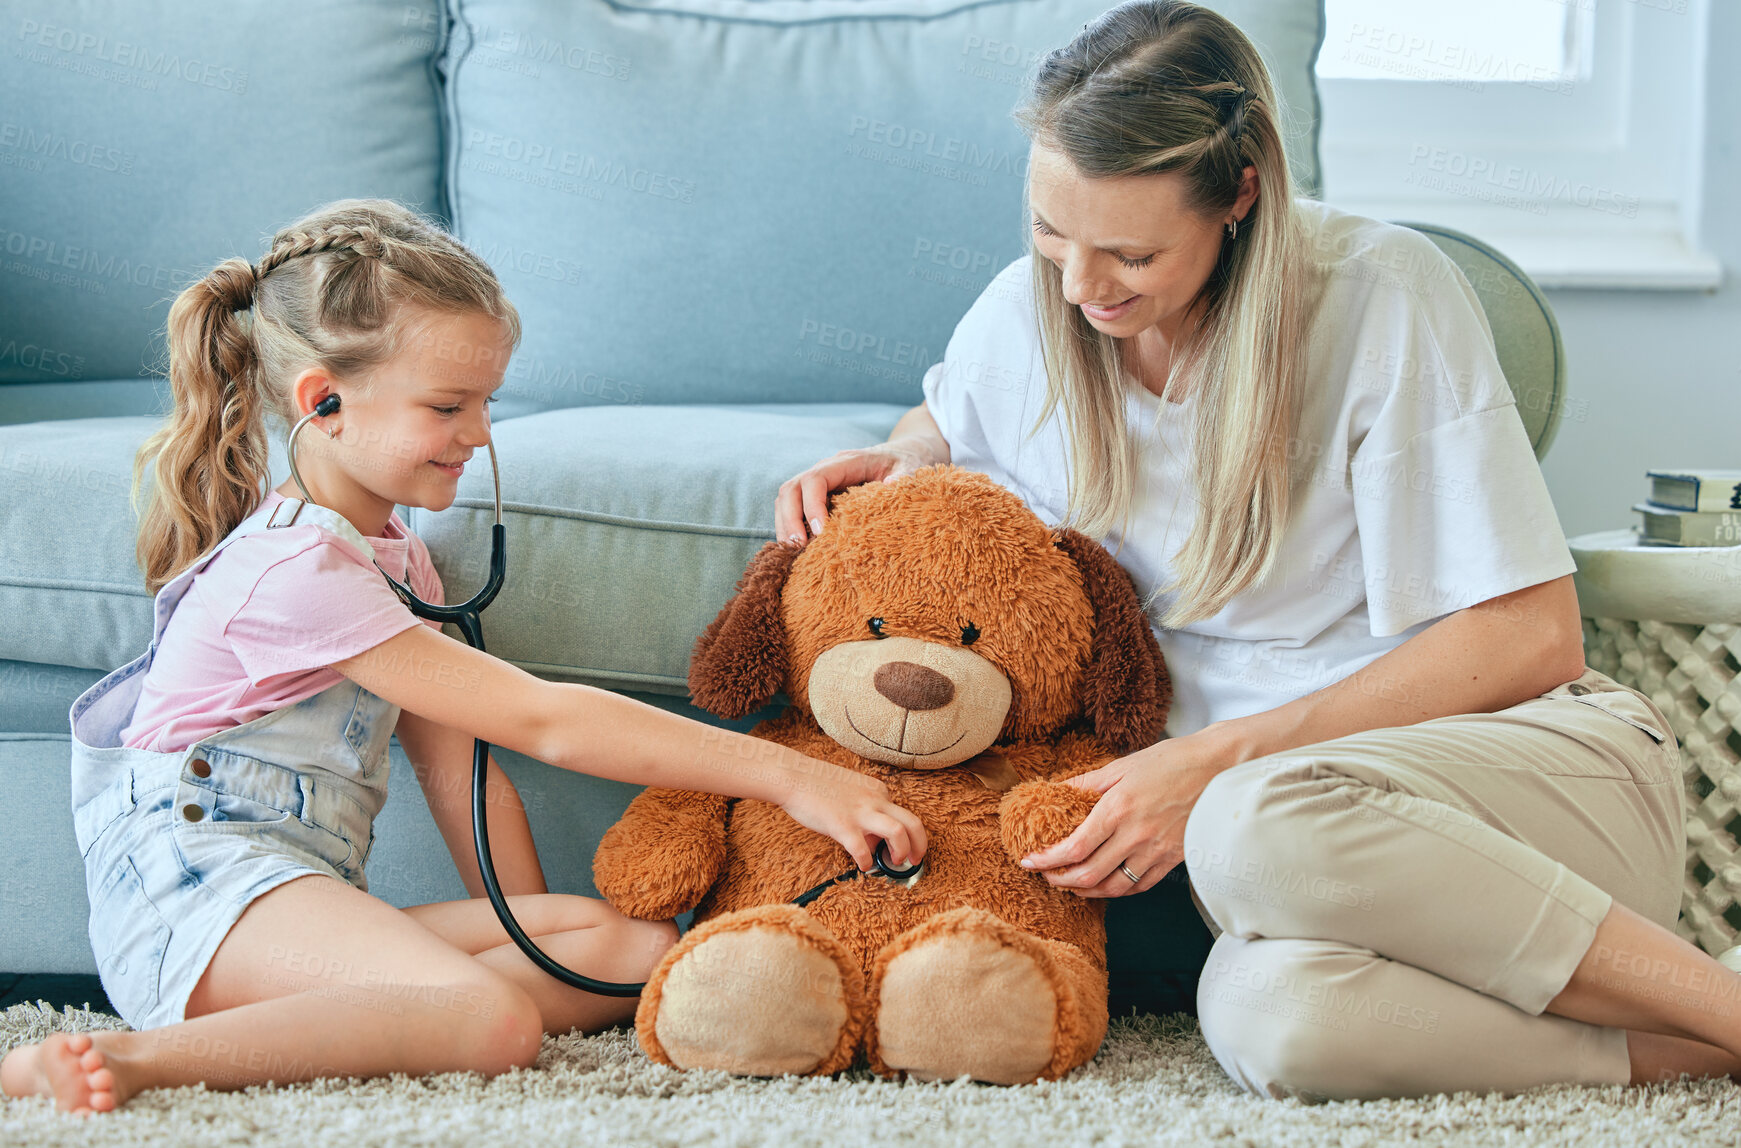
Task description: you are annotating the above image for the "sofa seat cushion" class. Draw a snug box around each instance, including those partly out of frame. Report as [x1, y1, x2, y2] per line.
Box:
[443, 0, 1324, 419]
[2, 404, 904, 688]
[4, 416, 168, 672]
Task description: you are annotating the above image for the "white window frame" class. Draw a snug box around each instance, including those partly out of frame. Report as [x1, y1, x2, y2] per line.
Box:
[1316, 0, 1719, 290]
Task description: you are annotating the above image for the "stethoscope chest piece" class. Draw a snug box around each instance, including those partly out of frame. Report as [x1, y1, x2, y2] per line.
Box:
[873, 843, 925, 887]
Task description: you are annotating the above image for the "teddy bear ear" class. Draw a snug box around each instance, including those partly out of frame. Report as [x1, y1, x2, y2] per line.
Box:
[1051, 528, 1172, 753]
[688, 539, 802, 719]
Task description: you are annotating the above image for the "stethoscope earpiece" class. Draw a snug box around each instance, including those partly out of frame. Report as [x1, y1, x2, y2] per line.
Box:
[314, 393, 341, 417]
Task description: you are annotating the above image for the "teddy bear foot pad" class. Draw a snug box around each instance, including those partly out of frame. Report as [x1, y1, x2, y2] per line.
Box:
[637, 905, 866, 1076]
[870, 907, 1108, 1085]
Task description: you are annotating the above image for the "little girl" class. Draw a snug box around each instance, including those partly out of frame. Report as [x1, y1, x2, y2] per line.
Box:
[0, 198, 926, 1117]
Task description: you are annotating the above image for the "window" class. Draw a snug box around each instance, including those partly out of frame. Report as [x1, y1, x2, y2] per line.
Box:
[1314, 0, 1718, 290]
[1318, 0, 1589, 86]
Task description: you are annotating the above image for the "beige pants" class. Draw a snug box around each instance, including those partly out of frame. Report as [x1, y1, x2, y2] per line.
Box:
[1184, 666, 1684, 1102]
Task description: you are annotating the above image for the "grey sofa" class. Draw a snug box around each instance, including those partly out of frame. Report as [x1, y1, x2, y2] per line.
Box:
[1, 0, 1357, 1016]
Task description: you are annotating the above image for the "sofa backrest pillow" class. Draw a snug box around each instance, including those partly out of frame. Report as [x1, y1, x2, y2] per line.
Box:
[0, 1, 447, 386]
[442, 0, 1323, 418]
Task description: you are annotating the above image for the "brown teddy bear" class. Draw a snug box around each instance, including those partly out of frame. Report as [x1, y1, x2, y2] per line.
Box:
[592, 464, 1170, 1084]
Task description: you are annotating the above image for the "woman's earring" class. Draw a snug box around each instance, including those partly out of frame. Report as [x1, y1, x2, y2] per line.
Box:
[1225, 218, 1239, 241]
[325, 423, 337, 440]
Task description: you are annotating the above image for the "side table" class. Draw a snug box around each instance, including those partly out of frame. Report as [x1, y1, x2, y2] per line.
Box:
[1570, 529, 1741, 957]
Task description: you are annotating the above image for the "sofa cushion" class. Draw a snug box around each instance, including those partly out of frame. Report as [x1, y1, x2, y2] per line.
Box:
[4, 417, 167, 671]
[0, 0, 448, 385]
[442, 0, 1324, 419]
[2, 405, 903, 687]
[0, 661, 105, 735]
[0, 378, 171, 427]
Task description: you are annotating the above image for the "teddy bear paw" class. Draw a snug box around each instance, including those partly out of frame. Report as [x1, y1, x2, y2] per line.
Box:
[636, 905, 865, 1077]
[870, 907, 1104, 1085]
[999, 778, 1100, 864]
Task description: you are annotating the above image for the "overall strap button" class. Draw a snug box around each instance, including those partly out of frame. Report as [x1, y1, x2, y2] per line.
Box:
[181, 804, 204, 822]
[1567, 683, 1590, 696]
[189, 758, 211, 778]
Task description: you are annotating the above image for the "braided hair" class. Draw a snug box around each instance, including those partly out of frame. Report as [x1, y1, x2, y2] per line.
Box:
[132, 199, 521, 594]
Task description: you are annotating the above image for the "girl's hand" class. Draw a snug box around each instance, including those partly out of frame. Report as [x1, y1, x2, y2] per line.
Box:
[774, 436, 943, 545]
[1017, 735, 1228, 898]
[778, 760, 927, 873]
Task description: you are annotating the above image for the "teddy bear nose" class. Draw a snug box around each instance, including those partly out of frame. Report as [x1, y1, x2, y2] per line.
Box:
[873, 661, 956, 711]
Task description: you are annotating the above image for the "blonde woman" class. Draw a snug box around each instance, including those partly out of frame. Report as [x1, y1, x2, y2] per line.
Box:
[777, 0, 1733, 1102]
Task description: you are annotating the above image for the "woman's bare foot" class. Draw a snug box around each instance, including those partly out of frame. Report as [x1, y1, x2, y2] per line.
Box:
[1, 1032, 138, 1116]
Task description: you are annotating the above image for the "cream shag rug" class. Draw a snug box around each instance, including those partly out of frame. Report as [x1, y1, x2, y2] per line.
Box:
[4, 1001, 1739, 1146]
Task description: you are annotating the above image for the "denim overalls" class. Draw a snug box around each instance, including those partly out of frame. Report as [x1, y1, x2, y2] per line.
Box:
[69, 497, 402, 1031]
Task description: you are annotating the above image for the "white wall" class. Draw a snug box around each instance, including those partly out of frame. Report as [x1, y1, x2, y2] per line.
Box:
[1531, 2, 1736, 538]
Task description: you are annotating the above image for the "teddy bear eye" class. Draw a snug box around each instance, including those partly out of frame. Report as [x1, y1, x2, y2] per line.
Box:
[961, 622, 980, 645]
[868, 617, 887, 638]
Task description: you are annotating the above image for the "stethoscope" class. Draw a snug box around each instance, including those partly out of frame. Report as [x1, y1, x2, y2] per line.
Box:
[287, 394, 925, 998]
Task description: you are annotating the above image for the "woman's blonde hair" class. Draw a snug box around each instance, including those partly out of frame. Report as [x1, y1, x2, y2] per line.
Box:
[131, 198, 521, 595]
[1014, 0, 1316, 628]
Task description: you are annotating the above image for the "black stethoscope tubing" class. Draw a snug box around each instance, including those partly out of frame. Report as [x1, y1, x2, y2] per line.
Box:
[289, 396, 922, 1000]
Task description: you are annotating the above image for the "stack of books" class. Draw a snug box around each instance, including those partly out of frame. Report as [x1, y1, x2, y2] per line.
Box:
[1634, 470, 1741, 547]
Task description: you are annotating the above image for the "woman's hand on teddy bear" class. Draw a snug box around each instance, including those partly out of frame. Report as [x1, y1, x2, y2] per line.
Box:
[777, 760, 929, 873]
[1019, 735, 1228, 897]
[774, 434, 945, 545]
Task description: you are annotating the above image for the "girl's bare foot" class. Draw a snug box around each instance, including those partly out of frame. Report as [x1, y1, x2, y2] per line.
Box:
[1, 1032, 137, 1116]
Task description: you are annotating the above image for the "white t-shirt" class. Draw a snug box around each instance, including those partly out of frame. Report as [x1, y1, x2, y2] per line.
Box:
[920, 198, 1576, 739]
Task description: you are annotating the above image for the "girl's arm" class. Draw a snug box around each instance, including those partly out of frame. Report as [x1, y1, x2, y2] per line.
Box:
[331, 625, 927, 871]
[394, 707, 548, 898]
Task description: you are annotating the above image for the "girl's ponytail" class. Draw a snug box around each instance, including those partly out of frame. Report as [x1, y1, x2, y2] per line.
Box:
[132, 257, 272, 595]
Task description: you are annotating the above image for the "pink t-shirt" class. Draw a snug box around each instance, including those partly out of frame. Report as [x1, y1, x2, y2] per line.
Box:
[120, 490, 445, 753]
